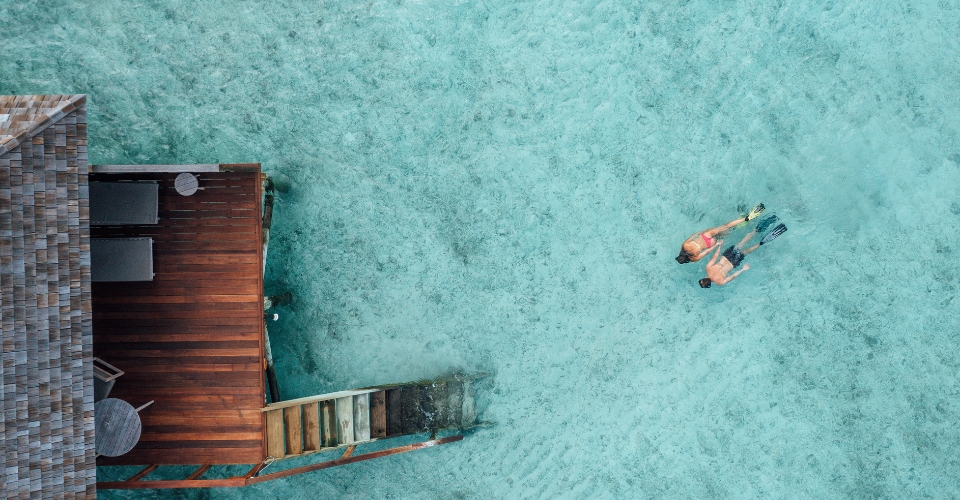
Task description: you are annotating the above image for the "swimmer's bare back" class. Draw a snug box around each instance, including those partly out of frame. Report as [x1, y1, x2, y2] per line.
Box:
[703, 241, 750, 286]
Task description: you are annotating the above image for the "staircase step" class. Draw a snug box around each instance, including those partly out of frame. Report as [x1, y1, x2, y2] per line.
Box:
[429, 382, 449, 428]
[265, 409, 285, 458]
[447, 380, 464, 428]
[370, 391, 387, 438]
[462, 378, 476, 426]
[335, 396, 354, 445]
[284, 406, 303, 456]
[303, 402, 321, 452]
[400, 386, 419, 434]
[320, 400, 337, 447]
[385, 389, 402, 437]
[354, 393, 371, 442]
[418, 385, 437, 431]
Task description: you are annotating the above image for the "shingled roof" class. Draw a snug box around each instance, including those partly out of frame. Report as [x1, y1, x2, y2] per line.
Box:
[1, 95, 95, 498]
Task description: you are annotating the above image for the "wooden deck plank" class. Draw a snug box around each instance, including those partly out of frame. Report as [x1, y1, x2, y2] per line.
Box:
[93, 331, 261, 342]
[104, 392, 263, 404]
[93, 283, 262, 297]
[106, 376, 263, 389]
[88, 229, 231, 239]
[112, 380, 264, 392]
[91, 348, 261, 358]
[97, 289, 263, 304]
[148, 262, 262, 275]
[110, 225, 259, 237]
[96, 362, 262, 373]
[98, 449, 264, 466]
[93, 316, 259, 327]
[138, 422, 263, 433]
[141, 417, 263, 428]
[158, 191, 260, 202]
[142, 239, 259, 251]
[138, 431, 263, 442]
[101, 356, 261, 368]
[93, 309, 263, 320]
[148, 271, 265, 281]
[93, 300, 261, 311]
[91, 340, 261, 350]
[94, 220, 258, 232]
[128, 440, 263, 450]
[103, 372, 260, 389]
[139, 409, 264, 419]
[157, 206, 259, 216]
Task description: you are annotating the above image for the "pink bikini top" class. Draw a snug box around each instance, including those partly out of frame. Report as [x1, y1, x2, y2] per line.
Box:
[701, 233, 713, 247]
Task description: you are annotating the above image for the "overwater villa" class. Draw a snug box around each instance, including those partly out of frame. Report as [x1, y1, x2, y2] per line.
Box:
[1, 94, 477, 496]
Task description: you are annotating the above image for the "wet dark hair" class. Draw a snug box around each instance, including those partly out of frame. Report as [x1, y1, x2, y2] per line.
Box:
[676, 251, 693, 264]
[699, 277, 712, 288]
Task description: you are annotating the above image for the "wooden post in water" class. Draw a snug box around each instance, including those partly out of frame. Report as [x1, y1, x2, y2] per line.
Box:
[261, 179, 281, 402]
[264, 292, 292, 310]
[264, 325, 281, 403]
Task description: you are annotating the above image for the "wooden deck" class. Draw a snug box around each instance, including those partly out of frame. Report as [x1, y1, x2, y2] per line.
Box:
[91, 169, 266, 465]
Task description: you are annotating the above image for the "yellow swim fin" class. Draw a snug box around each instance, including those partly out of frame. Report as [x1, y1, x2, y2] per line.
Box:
[744, 203, 765, 221]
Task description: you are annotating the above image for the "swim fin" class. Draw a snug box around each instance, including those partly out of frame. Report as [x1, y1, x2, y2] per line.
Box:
[745, 203, 765, 221]
[759, 223, 787, 245]
[755, 214, 778, 233]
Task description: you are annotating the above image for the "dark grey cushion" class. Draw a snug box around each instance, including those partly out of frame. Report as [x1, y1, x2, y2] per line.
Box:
[91, 238, 154, 282]
[90, 182, 158, 225]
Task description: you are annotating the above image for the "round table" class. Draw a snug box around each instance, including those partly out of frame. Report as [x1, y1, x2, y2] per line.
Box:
[95, 398, 142, 457]
[175, 173, 199, 196]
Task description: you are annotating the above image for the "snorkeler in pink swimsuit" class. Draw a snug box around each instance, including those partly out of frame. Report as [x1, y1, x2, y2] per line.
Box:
[675, 203, 764, 264]
[699, 217, 787, 287]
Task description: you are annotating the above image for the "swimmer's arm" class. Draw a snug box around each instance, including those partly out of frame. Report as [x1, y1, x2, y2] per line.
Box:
[724, 264, 750, 284]
[707, 241, 724, 265]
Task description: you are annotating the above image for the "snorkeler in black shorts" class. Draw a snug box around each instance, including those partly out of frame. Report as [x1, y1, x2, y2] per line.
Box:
[699, 216, 786, 288]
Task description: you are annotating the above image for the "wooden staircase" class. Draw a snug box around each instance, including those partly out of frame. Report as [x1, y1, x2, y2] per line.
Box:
[263, 377, 476, 459]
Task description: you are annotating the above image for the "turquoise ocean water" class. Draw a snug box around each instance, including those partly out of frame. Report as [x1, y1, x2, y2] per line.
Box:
[4, 0, 960, 497]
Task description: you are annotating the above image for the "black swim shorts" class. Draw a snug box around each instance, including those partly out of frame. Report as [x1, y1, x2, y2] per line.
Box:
[722, 246, 745, 268]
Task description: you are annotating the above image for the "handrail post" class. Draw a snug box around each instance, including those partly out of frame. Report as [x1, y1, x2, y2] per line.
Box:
[127, 465, 158, 482]
[186, 465, 212, 481]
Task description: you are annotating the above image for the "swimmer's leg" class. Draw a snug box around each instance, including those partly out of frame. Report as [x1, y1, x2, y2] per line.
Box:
[734, 229, 758, 250]
[704, 217, 748, 238]
[742, 242, 762, 256]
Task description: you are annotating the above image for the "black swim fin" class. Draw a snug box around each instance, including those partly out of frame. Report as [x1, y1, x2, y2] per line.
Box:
[759, 223, 787, 245]
[755, 215, 778, 234]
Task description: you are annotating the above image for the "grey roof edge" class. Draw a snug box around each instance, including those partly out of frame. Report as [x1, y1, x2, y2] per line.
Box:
[0, 94, 86, 157]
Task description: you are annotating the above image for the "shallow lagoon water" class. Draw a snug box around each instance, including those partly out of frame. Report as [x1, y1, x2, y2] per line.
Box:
[4, 0, 960, 497]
